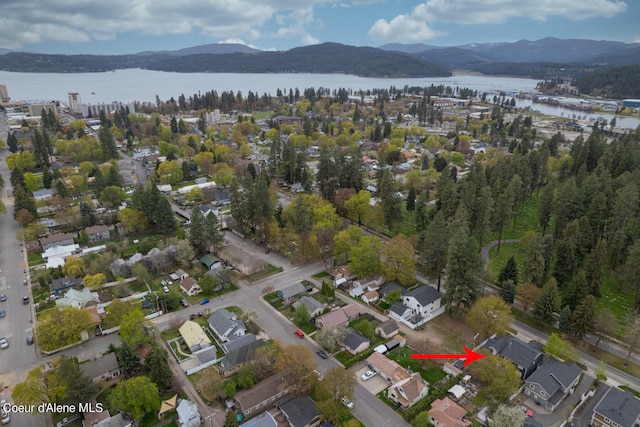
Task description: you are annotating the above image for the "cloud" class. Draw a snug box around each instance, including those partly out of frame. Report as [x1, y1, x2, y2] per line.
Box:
[369, 15, 440, 43]
[369, 0, 627, 42]
[0, 0, 342, 50]
[217, 39, 262, 50]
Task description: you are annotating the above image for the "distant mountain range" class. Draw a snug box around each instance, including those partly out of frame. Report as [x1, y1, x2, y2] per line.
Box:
[0, 38, 639, 79]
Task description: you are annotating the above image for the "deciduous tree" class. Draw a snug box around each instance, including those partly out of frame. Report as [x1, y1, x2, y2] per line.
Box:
[492, 404, 526, 427]
[119, 309, 149, 349]
[381, 234, 415, 285]
[467, 295, 513, 338]
[349, 236, 382, 278]
[110, 376, 160, 421]
[274, 344, 318, 395]
[544, 332, 579, 362]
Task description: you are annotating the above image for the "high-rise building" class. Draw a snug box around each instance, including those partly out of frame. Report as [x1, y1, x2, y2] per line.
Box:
[0, 84, 9, 105]
[68, 92, 82, 114]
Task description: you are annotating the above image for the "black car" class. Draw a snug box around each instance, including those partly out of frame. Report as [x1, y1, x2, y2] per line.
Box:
[26, 336, 33, 345]
[317, 350, 328, 359]
[0, 294, 6, 302]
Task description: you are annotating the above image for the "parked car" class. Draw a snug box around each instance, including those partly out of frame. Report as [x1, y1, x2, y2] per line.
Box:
[22, 296, 28, 305]
[316, 350, 328, 359]
[163, 285, 170, 293]
[0, 294, 6, 302]
[313, 370, 322, 380]
[1, 409, 9, 425]
[180, 299, 189, 307]
[26, 335, 33, 345]
[0, 338, 8, 349]
[361, 370, 377, 381]
[189, 314, 196, 320]
[294, 329, 304, 338]
[0, 310, 5, 318]
[199, 298, 210, 305]
[341, 397, 354, 409]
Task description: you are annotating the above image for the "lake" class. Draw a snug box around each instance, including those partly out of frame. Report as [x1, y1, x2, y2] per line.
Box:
[0, 69, 637, 128]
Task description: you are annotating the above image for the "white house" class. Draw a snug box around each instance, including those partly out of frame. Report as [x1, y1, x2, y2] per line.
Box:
[208, 309, 246, 343]
[403, 286, 441, 317]
[176, 399, 202, 427]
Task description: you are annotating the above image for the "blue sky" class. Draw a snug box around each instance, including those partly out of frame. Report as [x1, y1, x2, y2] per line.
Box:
[0, 0, 637, 54]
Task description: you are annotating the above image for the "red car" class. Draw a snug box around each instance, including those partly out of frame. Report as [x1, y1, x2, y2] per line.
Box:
[294, 329, 304, 338]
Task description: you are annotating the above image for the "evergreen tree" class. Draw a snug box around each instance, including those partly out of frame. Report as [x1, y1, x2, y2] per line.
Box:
[499, 280, 516, 304]
[7, 132, 18, 153]
[563, 270, 589, 311]
[558, 305, 572, 333]
[204, 211, 225, 251]
[521, 233, 546, 287]
[406, 187, 416, 211]
[115, 344, 141, 377]
[379, 169, 402, 229]
[154, 198, 178, 235]
[419, 211, 448, 291]
[224, 409, 239, 427]
[534, 279, 559, 325]
[443, 224, 482, 315]
[145, 346, 173, 390]
[189, 207, 206, 253]
[570, 295, 597, 340]
[497, 256, 518, 285]
[99, 125, 118, 159]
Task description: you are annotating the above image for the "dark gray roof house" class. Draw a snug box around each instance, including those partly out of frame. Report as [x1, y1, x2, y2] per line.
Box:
[389, 302, 412, 319]
[49, 276, 82, 294]
[277, 282, 307, 303]
[483, 336, 544, 379]
[379, 282, 406, 297]
[292, 296, 324, 318]
[375, 319, 399, 339]
[523, 357, 582, 411]
[219, 339, 266, 374]
[404, 286, 441, 306]
[344, 328, 370, 355]
[591, 386, 640, 427]
[279, 396, 320, 427]
[80, 352, 121, 383]
[223, 333, 256, 354]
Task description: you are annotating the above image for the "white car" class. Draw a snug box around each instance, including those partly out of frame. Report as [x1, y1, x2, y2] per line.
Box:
[0, 338, 8, 349]
[1, 410, 9, 425]
[361, 370, 377, 381]
[163, 285, 170, 293]
[341, 397, 354, 409]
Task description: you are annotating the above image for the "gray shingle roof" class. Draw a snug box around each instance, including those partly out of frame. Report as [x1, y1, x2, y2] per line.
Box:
[279, 282, 306, 300]
[80, 352, 119, 379]
[389, 302, 410, 316]
[208, 309, 246, 339]
[525, 357, 581, 397]
[379, 282, 406, 297]
[377, 319, 399, 335]
[485, 336, 543, 373]
[224, 333, 256, 353]
[292, 296, 324, 315]
[344, 328, 370, 351]
[405, 286, 441, 306]
[220, 339, 265, 372]
[594, 386, 640, 427]
[279, 396, 319, 427]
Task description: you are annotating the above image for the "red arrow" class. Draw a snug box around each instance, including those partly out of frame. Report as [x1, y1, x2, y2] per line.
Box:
[410, 346, 486, 366]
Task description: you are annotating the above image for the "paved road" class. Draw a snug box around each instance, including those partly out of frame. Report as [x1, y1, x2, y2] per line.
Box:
[0, 111, 49, 426]
[150, 234, 411, 427]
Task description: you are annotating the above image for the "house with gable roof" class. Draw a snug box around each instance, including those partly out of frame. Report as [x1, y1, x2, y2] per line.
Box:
[590, 386, 640, 427]
[388, 372, 429, 409]
[180, 277, 201, 296]
[292, 296, 324, 318]
[208, 308, 246, 343]
[483, 336, 545, 380]
[344, 328, 370, 355]
[403, 286, 442, 317]
[429, 397, 472, 427]
[278, 282, 307, 304]
[375, 319, 399, 339]
[523, 357, 581, 411]
[279, 396, 321, 427]
[179, 320, 212, 352]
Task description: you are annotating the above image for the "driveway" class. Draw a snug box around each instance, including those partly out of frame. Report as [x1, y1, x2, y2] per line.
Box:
[354, 364, 388, 395]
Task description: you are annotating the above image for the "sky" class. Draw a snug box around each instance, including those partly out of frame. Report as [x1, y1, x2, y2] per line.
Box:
[0, 0, 638, 54]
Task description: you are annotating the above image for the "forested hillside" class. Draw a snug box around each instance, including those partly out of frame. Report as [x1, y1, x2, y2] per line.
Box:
[574, 64, 640, 99]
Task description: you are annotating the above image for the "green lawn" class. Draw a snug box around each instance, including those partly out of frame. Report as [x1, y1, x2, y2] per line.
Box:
[386, 346, 446, 385]
[487, 241, 525, 283]
[598, 272, 635, 327]
[312, 271, 330, 279]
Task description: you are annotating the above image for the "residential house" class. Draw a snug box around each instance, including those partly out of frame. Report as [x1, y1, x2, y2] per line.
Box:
[180, 277, 201, 296]
[403, 286, 442, 317]
[315, 308, 348, 329]
[85, 225, 111, 242]
[291, 183, 304, 193]
[379, 282, 406, 298]
[235, 375, 292, 417]
[240, 412, 277, 427]
[483, 336, 545, 380]
[219, 339, 265, 375]
[214, 188, 231, 206]
[429, 397, 472, 427]
[344, 329, 370, 355]
[33, 188, 56, 202]
[40, 232, 76, 251]
[362, 290, 379, 304]
[208, 309, 246, 342]
[349, 286, 365, 298]
[219, 244, 266, 275]
[278, 282, 307, 304]
[83, 412, 130, 427]
[42, 243, 80, 269]
[176, 399, 202, 427]
[375, 319, 399, 339]
[389, 302, 412, 321]
[591, 386, 640, 427]
[279, 396, 321, 427]
[223, 333, 256, 353]
[523, 357, 581, 412]
[56, 288, 100, 309]
[179, 320, 212, 352]
[49, 275, 82, 295]
[199, 254, 223, 271]
[293, 296, 324, 318]
[354, 274, 385, 292]
[80, 353, 121, 383]
[388, 372, 429, 409]
[366, 352, 410, 384]
[341, 304, 361, 320]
